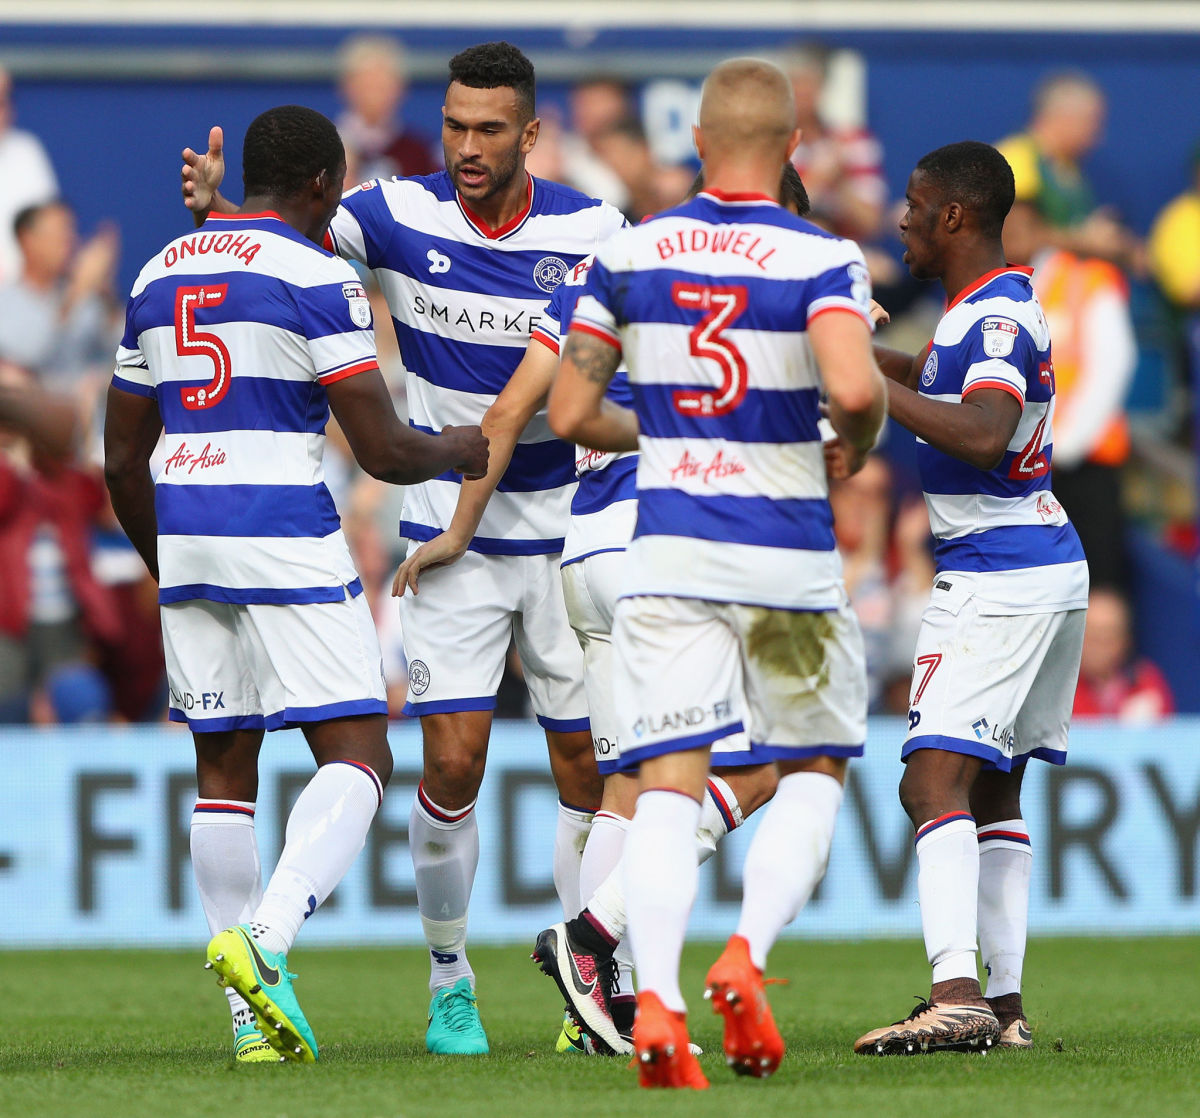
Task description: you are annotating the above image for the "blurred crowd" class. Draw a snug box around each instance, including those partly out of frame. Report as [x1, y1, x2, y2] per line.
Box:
[0, 38, 1191, 726]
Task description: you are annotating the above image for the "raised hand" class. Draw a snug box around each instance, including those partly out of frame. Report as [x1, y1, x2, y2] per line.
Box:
[182, 126, 225, 215]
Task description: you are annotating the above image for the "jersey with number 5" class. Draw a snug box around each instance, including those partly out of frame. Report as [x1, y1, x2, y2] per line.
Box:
[112, 212, 379, 606]
[570, 190, 873, 610]
[915, 266, 1087, 612]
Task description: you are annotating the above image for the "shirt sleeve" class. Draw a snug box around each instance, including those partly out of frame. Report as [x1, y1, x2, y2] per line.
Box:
[324, 180, 396, 266]
[568, 256, 622, 349]
[959, 313, 1037, 405]
[111, 293, 156, 398]
[296, 265, 380, 385]
[807, 244, 874, 328]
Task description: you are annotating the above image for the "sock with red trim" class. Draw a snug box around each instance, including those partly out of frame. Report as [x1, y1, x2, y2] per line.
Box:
[696, 774, 743, 864]
[553, 799, 594, 920]
[978, 818, 1031, 999]
[735, 770, 841, 971]
[411, 782, 478, 991]
[250, 761, 383, 956]
[624, 789, 701, 1013]
[191, 798, 260, 1030]
[915, 811, 980, 986]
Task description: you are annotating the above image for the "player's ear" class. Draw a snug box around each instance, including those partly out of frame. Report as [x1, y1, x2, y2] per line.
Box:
[692, 124, 705, 161]
[521, 115, 540, 154]
[943, 201, 965, 233]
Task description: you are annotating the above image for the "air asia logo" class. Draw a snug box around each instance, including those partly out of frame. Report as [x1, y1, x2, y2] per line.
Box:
[408, 659, 431, 695]
[342, 281, 371, 328]
[921, 349, 938, 387]
[427, 248, 451, 274]
[670, 448, 746, 485]
[163, 441, 226, 475]
[981, 317, 1019, 358]
[533, 255, 568, 293]
[1036, 492, 1064, 521]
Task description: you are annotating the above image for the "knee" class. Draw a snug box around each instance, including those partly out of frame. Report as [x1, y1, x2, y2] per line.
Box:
[422, 750, 485, 808]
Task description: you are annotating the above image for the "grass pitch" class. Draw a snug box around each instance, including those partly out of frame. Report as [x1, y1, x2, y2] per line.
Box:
[2, 936, 1197, 1118]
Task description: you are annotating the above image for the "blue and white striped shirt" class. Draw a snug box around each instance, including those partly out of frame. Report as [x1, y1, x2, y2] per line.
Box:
[328, 172, 626, 555]
[570, 190, 872, 609]
[113, 212, 377, 605]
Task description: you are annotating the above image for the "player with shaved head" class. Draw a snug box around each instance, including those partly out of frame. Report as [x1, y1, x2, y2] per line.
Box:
[548, 57, 887, 1088]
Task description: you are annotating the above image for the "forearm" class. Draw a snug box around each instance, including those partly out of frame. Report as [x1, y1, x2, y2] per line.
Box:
[887, 381, 1005, 470]
[873, 344, 920, 389]
[827, 380, 887, 454]
[561, 400, 639, 454]
[105, 470, 159, 581]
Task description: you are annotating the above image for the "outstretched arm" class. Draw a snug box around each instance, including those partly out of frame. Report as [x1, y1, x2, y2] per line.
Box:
[182, 126, 239, 227]
[328, 369, 488, 485]
[886, 381, 1020, 471]
[393, 339, 559, 596]
[548, 329, 638, 452]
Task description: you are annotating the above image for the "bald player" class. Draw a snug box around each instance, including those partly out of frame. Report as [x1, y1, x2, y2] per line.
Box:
[547, 58, 886, 1088]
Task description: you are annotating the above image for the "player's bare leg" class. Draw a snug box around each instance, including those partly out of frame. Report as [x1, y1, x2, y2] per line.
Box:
[854, 748, 1000, 1054]
[972, 765, 1033, 1047]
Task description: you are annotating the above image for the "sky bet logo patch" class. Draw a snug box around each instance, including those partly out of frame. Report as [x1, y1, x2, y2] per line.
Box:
[980, 317, 1019, 357]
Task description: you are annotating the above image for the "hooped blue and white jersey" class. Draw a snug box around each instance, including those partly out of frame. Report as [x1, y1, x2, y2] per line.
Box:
[570, 190, 873, 610]
[327, 172, 626, 555]
[113, 212, 379, 606]
[531, 254, 638, 568]
[917, 266, 1088, 612]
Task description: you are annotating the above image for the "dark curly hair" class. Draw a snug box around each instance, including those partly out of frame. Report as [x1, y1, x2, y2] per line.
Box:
[915, 140, 1015, 239]
[242, 105, 345, 200]
[447, 42, 536, 121]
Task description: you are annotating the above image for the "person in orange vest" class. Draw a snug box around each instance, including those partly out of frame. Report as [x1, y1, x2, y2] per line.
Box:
[1005, 217, 1136, 590]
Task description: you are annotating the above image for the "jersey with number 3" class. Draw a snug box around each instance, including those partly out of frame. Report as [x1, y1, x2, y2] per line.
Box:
[570, 190, 873, 610]
[917, 266, 1088, 613]
[112, 212, 379, 606]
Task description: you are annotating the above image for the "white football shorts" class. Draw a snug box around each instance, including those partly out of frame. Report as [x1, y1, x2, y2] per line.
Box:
[398, 548, 588, 731]
[561, 551, 759, 773]
[902, 586, 1087, 771]
[612, 593, 867, 768]
[162, 590, 387, 732]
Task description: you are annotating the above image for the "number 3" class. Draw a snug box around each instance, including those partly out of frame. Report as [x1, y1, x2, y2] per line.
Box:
[671, 281, 749, 417]
[175, 284, 231, 410]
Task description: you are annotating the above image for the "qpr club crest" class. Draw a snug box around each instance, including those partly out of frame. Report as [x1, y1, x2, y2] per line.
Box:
[342, 281, 372, 328]
[532, 255, 569, 294]
[920, 348, 938, 387]
[408, 659, 431, 696]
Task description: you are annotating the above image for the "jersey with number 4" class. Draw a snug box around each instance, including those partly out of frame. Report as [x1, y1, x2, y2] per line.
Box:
[113, 212, 378, 606]
[917, 265, 1087, 613]
[570, 190, 873, 610]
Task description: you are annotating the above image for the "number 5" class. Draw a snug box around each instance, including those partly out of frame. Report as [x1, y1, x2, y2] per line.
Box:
[175, 284, 231, 410]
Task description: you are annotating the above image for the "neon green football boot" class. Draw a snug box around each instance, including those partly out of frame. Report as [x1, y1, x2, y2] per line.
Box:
[206, 925, 318, 1063]
[233, 1021, 277, 1063]
[426, 977, 489, 1055]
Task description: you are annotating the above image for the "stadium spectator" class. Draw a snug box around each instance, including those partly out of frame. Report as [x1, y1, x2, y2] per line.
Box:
[855, 141, 1088, 1056]
[0, 364, 121, 724]
[996, 71, 1142, 272]
[110, 104, 487, 1064]
[781, 41, 887, 243]
[1004, 214, 1137, 591]
[1147, 147, 1200, 460]
[0, 65, 59, 287]
[560, 75, 638, 210]
[1073, 587, 1174, 721]
[0, 199, 121, 397]
[590, 116, 690, 225]
[182, 41, 618, 1058]
[336, 34, 439, 184]
[548, 57, 886, 1086]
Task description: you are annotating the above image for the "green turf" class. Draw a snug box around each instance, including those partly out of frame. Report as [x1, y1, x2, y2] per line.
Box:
[2, 936, 1197, 1117]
